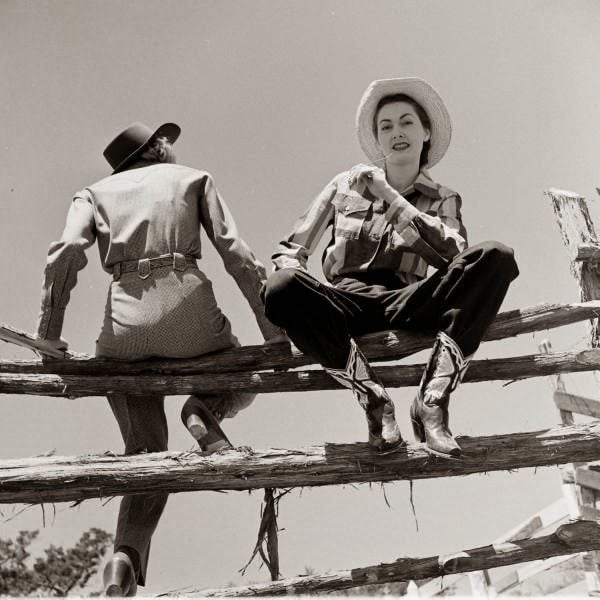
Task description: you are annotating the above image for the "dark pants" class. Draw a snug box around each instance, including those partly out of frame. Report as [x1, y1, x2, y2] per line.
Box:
[107, 392, 169, 587]
[107, 386, 251, 587]
[263, 241, 519, 369]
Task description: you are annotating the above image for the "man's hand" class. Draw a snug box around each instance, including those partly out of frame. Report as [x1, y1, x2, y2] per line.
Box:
[264, 333, 290, 345]
[263, 333, 291, 372]
[35, 338, 69, 359]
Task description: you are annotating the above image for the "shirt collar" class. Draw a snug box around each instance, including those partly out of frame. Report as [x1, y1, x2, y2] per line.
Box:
[401, 169, 439, 199]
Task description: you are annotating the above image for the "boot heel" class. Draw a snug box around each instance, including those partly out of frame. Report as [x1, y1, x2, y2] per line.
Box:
[186, 414, 208, 441]
[410, 405, 426, 443]
[202, 434, 232, 454]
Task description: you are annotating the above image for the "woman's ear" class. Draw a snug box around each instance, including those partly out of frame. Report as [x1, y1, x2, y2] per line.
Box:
[424, 128, 431, 142]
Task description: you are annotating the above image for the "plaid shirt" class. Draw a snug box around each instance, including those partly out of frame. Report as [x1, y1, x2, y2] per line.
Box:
[272, 169, 468, 285]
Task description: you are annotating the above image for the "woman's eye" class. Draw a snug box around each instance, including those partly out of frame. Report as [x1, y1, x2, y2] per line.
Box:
[401, 120, 413, 126]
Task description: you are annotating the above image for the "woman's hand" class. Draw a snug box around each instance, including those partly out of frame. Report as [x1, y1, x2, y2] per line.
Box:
[347, 164, 396, 203]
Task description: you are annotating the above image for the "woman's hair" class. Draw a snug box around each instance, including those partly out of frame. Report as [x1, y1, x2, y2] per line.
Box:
[140, 136, 176, 164]
[373, 94, 431, 167]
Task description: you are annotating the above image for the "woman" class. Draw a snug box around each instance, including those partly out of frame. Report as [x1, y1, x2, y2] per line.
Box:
[263, 77, 519, 456]
[35, 122, 282, 595]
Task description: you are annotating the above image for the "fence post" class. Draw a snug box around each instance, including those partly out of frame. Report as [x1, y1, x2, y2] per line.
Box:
[546, 188, 600, 594]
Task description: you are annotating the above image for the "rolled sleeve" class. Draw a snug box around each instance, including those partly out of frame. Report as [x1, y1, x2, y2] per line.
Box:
[271, 176, 337, 271]
[385, 195, 420, 233]
[413, 193, 468, 259]
[385, 190, 467, 268]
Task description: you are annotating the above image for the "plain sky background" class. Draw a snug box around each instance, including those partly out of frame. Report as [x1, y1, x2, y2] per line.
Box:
[2, 0, 600, 595]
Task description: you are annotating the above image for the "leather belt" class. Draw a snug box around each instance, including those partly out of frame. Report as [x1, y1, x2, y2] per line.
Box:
[112, 253, 197, 280]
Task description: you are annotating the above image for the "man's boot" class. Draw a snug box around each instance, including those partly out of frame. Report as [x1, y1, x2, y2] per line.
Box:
[410, 332, 472, 457]
[326, 339, 403, 452]
[103, 551, 138, 597]
[181, 395, 233, 454]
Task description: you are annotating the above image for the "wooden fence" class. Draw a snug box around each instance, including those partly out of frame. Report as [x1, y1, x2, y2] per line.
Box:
[3, 188, 600, 596]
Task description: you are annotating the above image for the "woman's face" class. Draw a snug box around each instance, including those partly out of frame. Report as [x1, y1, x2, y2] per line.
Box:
[376, 101, 430, 168]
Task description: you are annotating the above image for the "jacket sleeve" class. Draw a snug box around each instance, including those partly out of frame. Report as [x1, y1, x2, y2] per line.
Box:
[198, 174, 281, 340]
[271, 176, 337, 271]
[384, 192, 467, 268]
[36, 194, 96, 339]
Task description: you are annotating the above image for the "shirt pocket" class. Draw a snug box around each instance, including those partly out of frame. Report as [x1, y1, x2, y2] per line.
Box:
[389, 225, 418, 251]
[332, 194, 372, 240]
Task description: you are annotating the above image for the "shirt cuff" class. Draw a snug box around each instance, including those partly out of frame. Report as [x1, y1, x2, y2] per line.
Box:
[272, 255, 306, 272]
[385, 195, 421, 233]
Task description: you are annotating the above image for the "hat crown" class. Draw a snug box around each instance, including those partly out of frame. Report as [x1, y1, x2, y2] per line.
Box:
[103, 122, 154, 171]
[356, 77, 451, 168]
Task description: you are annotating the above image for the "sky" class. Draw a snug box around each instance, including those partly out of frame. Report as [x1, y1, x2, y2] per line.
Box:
[1, 0, 600, 595]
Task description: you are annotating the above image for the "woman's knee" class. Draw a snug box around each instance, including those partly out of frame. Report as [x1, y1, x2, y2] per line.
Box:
[263, 268, 309, 320]
[472, 241, 519, 279]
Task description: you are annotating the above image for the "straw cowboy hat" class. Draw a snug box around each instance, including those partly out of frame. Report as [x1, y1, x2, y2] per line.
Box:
[355, 77, 451, 168]
[103, 122, 181, 174]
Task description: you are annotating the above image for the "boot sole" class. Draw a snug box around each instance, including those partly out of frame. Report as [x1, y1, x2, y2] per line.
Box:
[105, 584, 126, 597]
[377, 440, 407, 454]
[420, 444, 462, 459]
[369, 437, 406, 454]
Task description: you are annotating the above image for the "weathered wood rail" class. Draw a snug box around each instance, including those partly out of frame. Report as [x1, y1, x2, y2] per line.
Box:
[170, 520, 600, 597]
[2, 348, 600, 397]
[2, 301, 599, 375]
[3, 422, 600, 504]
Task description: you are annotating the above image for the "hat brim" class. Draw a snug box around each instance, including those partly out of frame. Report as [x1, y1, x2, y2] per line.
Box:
[355, 78, 451, 168]
[112, 122, 181, 174]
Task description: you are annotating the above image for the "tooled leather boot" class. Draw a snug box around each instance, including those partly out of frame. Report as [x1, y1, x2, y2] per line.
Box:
[326, 339, 403, 452]
[410, 332, 472, 457]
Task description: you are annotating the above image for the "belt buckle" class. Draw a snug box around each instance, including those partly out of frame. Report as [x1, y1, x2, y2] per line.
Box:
[113, 263, 122, 281]
[173, 252, 186, 271]
[138, 258, 151, 279]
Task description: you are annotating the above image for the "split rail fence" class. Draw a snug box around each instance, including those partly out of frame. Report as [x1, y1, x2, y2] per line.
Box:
[3, 188, 600, 596]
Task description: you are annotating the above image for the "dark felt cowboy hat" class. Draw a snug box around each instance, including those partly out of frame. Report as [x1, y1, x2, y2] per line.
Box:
[103, 122, 181, 174]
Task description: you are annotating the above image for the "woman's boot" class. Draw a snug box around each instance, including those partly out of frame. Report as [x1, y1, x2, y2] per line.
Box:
[326, 339, 403, 452]
[410, 332, 472, 457]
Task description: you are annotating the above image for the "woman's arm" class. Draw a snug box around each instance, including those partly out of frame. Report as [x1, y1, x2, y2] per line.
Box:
[271, 177, 337, 271]
[385, 191, 467, 266]
[198, 174, 282, 340]
[36, 194, 96, 340]
[347, 164, 466, 268]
